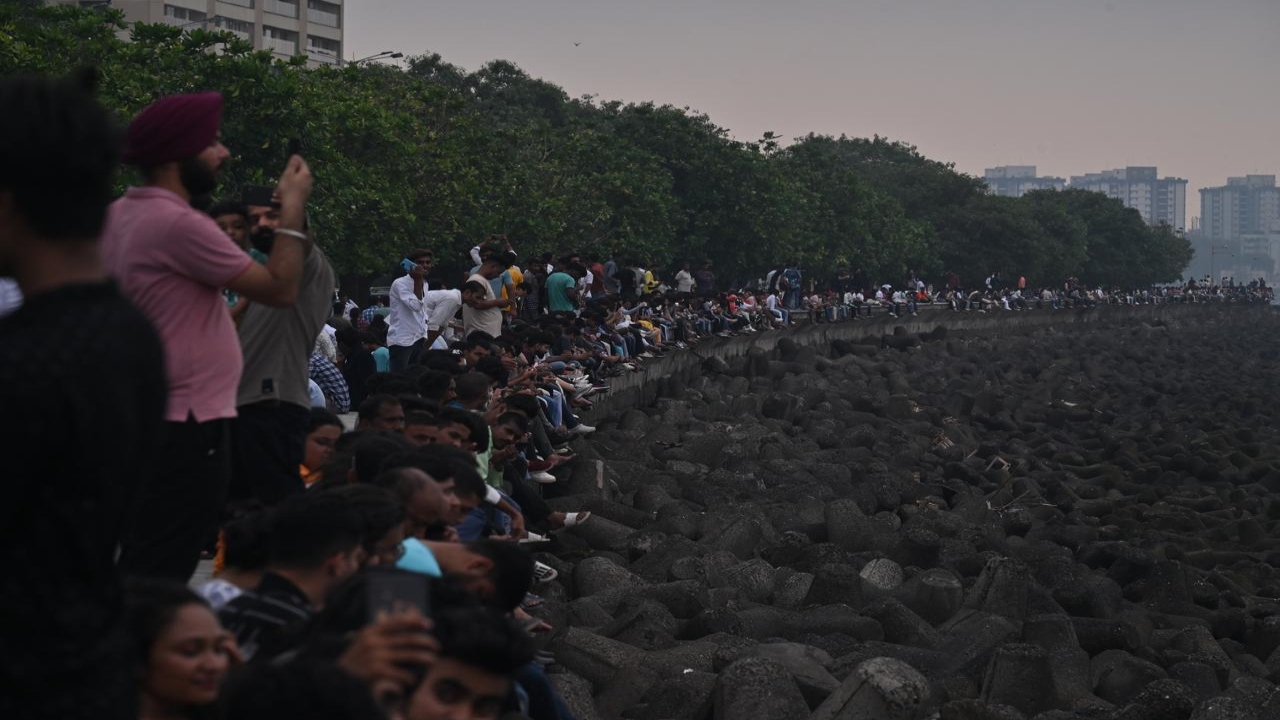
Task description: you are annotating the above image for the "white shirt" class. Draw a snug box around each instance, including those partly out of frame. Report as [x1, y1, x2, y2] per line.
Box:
[765, 294, 779, 311]
[675, 270, 694, 293]
[387, 273, 428, 348]
[423, 288, 463, 330]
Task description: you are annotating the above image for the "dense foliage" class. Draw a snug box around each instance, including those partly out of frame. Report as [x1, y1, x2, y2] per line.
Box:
[1, 3, 1191, 289]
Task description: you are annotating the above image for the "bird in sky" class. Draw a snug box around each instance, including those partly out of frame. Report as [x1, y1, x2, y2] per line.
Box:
[573, 42, 581, 46]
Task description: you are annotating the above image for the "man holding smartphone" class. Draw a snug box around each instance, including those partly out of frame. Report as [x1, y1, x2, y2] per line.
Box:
[388, 248, 433, 371]
[103, 91, 313, 581]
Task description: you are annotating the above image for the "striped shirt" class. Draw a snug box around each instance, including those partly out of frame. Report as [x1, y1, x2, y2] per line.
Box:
[217, 572, 313, 661]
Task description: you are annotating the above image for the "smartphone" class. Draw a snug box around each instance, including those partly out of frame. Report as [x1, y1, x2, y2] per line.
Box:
[286, 138, 311, 230]
[401, 258, 416, 273]
[366, 571, 430, 621]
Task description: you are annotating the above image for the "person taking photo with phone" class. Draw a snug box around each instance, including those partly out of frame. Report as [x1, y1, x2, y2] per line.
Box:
[388, 249, 433, 371]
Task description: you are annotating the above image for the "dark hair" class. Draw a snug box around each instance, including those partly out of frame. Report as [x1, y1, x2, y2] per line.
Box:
[370, 464, 430, 504]
[501, 393, 540, 419]
[437, 406, 488, 453]
[453, 372, 491, 403]
[398, 396, 434, 416]
[350, 432, 414, 484]
[406, 248, 433, 262]
[403, 410, 435, 428]
[223, 503, 273, 572]
[495, 412, 529, 434]
[309, 407, 344, 434]
[267, 491, 364, 570]
[409, 444, 487, 499]
[222, 659, 385, 720]
[462, 280, 488, 295]
[357, 394, 400, 423]
[322, 485, 404, 557]
[123, 578, 211, 669]
[416, 370, 453, 402]
[465, 540, 535, 613]
[473, 355, 508, 386]
[0, 68, 119, 240]
[430, 602, 534, 679]
[208, 201, 248, 221]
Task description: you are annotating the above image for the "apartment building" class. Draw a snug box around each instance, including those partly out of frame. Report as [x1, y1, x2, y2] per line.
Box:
[54, 0, 344, 66]
[1069, 166, 1188, 232]
[982, 166, 1066, 198]
[1199, 175, 1280, 241]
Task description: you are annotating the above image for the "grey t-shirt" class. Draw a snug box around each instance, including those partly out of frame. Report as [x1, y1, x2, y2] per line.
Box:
[236, 245, 337, 408]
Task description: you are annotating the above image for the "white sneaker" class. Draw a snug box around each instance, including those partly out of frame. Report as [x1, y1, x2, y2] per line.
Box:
[520, 532, 551, 544]
[533, 561, 558, 583]
[530, 471, 557, 484]
[570, 424, 596, 435]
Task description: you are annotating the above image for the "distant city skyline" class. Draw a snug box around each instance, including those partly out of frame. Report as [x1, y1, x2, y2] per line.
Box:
[348, 1, 1278, 225]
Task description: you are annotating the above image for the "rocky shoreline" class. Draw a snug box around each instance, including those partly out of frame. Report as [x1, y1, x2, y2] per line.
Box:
[532, 303, 1280, 720]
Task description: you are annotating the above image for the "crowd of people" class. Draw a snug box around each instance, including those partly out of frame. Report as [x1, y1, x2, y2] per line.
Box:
[3, 69, 1275, 720]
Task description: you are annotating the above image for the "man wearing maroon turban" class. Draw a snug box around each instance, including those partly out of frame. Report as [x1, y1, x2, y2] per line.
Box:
[101, 91, 315, 581]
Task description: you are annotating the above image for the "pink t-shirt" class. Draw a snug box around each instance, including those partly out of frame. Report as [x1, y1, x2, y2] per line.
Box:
[101, 187, 253, 422]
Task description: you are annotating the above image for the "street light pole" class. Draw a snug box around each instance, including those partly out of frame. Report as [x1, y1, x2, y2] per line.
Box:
[347, 50, 403, 67]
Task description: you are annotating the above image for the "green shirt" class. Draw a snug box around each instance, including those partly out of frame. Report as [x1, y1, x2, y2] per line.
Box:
[545, 272, 577, 312]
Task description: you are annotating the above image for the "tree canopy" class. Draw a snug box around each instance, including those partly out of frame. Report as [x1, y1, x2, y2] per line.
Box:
[0, 3, 1192, 290]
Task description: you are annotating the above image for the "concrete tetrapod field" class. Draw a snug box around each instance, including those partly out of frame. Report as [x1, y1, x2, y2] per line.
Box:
[528, 302, 1280, 720]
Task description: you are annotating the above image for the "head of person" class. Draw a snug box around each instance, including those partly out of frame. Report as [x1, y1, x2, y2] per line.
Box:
[452, 372, 492, 411]
[460, 280, 488, 308]
[458, 339, 491, 368]
[402, 603, 534, 720]
[223, 659, 385, 720]
[267, 491, 367, 596]
[240, 185, 281, 253]
[124, 579, 232, 716]
[371, 465, 448, 538]
[406, 248, 433, 276]
[357, 394, 405, 433]
[221, 503, 273, 585]
[208, 201, 249, 250]
[342, 432, 415, 486]
[491, 412, 529, 451]
[323, 484, 406, 568]
[122, 91, 228, 200]
[0, 68, 118, 274]
[434, 540, 534, 613]
[417, 370, 455, 405]
[305, 408, 345, 474]
[477, 252, 514, 280]
[402, 411, 437, 446]
[406, 444, 487, 523]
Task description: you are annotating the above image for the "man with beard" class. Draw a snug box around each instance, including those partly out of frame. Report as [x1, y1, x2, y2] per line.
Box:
[0, 68, 165, 720]
[102, 91, 314, 581]
[230, 185, 336, 507]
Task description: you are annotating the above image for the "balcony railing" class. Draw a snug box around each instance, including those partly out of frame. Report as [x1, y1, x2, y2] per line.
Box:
[307, 7, 339, 27]
[263, 36, 298, 55]
[264, 0, 298, 18]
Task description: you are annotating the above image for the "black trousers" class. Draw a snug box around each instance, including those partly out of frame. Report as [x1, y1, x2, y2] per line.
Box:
[229, 401, 310, 506]
[118, 418, 231, 581]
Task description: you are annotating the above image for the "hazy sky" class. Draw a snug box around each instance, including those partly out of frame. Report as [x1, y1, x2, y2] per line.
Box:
[348, 0, 1280, 222]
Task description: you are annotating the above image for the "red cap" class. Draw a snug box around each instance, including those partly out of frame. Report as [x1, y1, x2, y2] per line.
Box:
[121, 92, 223, 166]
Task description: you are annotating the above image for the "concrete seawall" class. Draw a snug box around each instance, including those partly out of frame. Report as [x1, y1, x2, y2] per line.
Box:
[584, 302, 1270, 421]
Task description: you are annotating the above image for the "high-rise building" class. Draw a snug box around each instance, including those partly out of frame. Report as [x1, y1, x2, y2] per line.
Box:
[982, 166, 1066, 198]
[1199, 175, 1280, 241]
[52, 0, 344, 66]
[1069, 166, 1188, 232]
